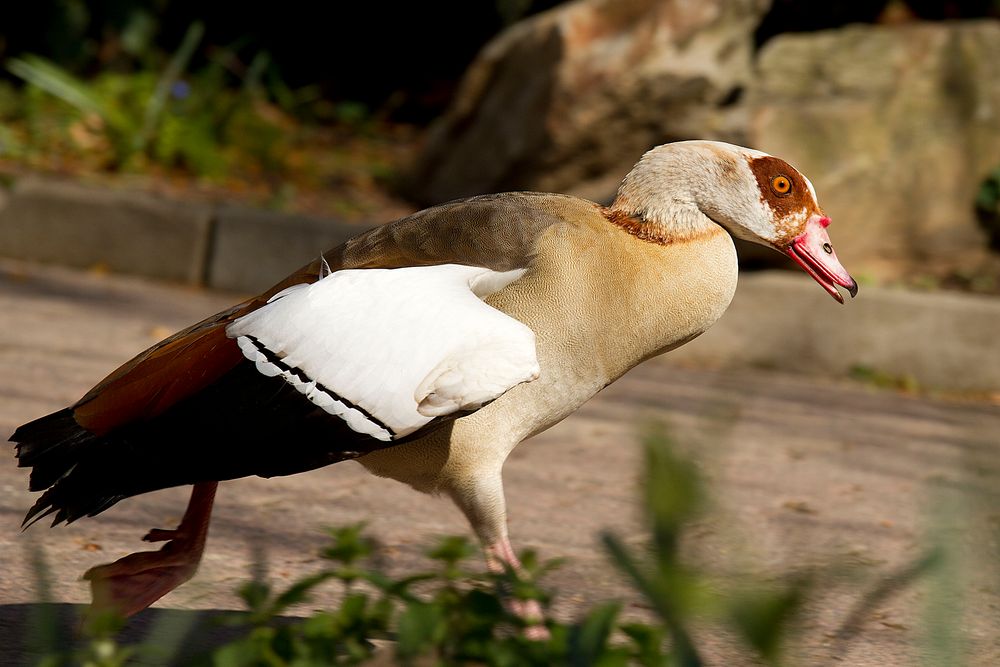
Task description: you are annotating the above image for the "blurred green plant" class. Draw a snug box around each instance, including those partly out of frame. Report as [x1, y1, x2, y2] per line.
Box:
[7, 22, 202, 168]
[849, 363, 920, 393]
[603, 426, 807, 667]
[23, 426, 960, 666]
[976, 164, 1000, 250]
[3, 22, 298, 180]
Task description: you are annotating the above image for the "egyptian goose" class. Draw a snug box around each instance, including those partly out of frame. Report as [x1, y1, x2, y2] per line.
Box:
[11, 141, 856, 622]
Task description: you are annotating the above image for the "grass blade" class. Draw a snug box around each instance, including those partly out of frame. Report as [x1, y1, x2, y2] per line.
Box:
[7, 55, 107, 119]
[136, 21, 205, 152]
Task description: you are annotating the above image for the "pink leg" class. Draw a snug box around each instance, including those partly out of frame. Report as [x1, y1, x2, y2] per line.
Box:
[447, 471, 550, 639]
[485, 537, 549, 640]
[84, 482, 218, 617]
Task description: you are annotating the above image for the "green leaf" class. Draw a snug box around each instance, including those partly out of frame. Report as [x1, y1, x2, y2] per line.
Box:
[621, 623, 668, 666]
[120, 10, 157, 57]
[364, 570, 436, 601]
[238, 580, 272, 616]
[338, 592, 368, 624]
[976, 172, 1000, 212]
[271, 571, 338, 614]
[396, 602, 445, 659]
[211, 639, 261, 667]
[7, 55, 107, 119]
[321, 524, 374, 565]
[243, 52, 271, 98]
[603, 530, 702, 666]
[642, 427, 703, 551]
[427, 535, 476, 566]
[25, 545, 62, 657]
[464, 588, 505, 618]
[729, 585, 804, 665]
[568, 601, 621, 664]
[131, 608, 201, 666]
[6, 54, 134, 162]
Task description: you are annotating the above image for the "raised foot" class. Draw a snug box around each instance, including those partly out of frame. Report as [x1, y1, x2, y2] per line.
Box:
[85, 481, 218, 618]
[83, 530, 205, 618]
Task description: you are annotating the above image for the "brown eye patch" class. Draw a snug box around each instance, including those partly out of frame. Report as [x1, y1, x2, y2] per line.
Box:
[746, 155, 817, 219]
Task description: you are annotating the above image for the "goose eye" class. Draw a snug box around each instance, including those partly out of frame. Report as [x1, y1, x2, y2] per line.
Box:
[770, 175, 792, 196]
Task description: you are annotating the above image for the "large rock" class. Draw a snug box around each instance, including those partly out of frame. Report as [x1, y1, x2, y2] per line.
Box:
[747, 20, 1000, 281]
[409, 0, 771, 204]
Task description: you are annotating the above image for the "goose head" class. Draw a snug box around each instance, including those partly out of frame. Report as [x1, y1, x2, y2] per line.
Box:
[611, 140, 858, 303]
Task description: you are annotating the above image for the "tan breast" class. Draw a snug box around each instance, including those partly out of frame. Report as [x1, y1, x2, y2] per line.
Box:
[481, 203, 739, 441]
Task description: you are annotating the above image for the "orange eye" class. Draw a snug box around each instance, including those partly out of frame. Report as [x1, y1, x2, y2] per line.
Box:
[771, 175, 791, 196]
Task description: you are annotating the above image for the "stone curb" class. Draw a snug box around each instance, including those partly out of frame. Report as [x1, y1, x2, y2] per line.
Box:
[207, 205, 375, 293]
[0, 178, 213, 284]
[1, 178, 997, 392]
[0, 177, 372, 293]
[665, 272, 1000, 393]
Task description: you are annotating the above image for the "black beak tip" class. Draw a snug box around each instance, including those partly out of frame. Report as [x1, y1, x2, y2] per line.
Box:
[847, 279, 859, 298]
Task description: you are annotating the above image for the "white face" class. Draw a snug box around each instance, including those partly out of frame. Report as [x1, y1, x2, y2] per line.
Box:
[692, 143, 824, 249]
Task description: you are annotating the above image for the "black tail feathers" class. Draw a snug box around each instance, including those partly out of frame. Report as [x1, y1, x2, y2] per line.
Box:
[13, 408, 94, 490]
[11, 363, 404, 530]
[10, 408, 122, 528]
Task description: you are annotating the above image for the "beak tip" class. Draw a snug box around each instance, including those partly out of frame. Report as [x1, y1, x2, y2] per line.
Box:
[847, 279, 859, 298]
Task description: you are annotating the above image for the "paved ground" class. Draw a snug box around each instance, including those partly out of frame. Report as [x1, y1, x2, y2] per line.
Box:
[1, 259, 998, 666]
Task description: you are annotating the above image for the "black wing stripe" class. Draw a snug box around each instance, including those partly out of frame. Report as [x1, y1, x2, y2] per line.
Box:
[242, 335, 399, 440]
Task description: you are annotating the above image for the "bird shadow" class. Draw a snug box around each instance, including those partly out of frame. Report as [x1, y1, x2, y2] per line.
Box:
[0, 602, 293, 666]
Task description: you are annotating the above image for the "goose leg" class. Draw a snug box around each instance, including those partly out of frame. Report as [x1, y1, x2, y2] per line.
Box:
[84, 481, 218, 617]
[449, 474, 549, 640]
[484, 536, 549, 640]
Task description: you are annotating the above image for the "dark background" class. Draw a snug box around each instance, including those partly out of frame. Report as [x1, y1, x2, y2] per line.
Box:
[1, 0, 997, 123]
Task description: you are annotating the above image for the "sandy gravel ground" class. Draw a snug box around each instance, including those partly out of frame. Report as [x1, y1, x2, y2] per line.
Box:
[1, 259, 997, 666]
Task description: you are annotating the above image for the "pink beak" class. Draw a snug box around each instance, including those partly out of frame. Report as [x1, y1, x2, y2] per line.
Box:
[785, 215, 858, 304]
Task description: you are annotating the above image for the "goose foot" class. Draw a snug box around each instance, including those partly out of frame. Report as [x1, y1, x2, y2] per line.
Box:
[84, 482, 218, 618]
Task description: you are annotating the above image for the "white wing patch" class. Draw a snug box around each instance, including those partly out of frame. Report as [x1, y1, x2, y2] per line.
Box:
[226, 264, 539, 441]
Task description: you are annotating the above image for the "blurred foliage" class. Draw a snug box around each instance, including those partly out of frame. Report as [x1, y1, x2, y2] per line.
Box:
[976, 165, 1000, 250]
[24, 429, 828, 666]
[19, 425, 978, 665]
[1, 22, 375, 183]
[0, 1, 568, 124]
[0, 6, 425, 217]
[849, 364, 921, 393]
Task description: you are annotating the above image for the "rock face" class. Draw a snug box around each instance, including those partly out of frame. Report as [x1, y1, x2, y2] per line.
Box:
[747, 21, 1000, 280]
[408, 0, 772, 204]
